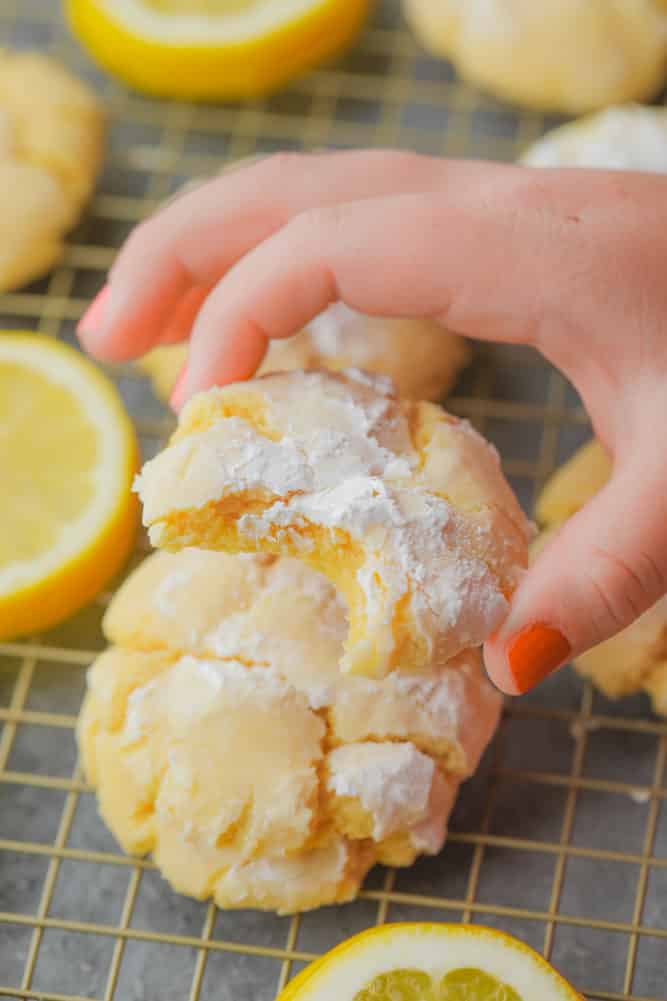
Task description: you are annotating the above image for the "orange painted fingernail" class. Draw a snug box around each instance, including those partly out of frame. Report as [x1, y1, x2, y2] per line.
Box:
[506, 623, 571, 694]
[169, 364, 188, 412]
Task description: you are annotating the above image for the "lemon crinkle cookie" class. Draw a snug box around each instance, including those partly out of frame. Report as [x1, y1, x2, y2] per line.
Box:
[403, 0, 667, 114]
[0, 50, 104, 291]
[135, 369, 531, 679]
[535, 441, 667, 716]
[522, 104, 667, 172]
[79, 549, 501, 913]
[138, 303, 471, 404]
[103, 549, 501, 776]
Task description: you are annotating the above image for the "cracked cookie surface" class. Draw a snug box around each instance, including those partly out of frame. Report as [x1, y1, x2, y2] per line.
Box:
[136, 370, 530, 679]
[79, 551, 501, 912]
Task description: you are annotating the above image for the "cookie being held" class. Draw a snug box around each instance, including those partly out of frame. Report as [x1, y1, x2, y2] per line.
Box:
[135, 370, 530, 679]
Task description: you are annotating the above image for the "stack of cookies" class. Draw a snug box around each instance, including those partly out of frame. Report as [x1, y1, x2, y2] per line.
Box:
[80, 367, 530, 913]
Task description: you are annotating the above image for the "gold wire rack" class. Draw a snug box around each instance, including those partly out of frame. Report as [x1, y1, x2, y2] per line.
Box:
[1, 2, 667, 999]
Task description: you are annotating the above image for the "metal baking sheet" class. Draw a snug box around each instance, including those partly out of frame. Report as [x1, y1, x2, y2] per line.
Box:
[0, 2, 666, 999]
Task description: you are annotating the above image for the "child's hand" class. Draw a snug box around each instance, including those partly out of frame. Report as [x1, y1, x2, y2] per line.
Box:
[78, 150, 667, 697]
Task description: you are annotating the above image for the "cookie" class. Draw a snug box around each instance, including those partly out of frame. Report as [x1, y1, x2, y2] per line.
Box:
[522, 104, 667, 172]
[135, 370, 530, 678]
[104, 549, 502, 776]
[0, 50, 104, 291]
[80, 650, 374, 911]
[79, 548, 501, 912]
[138, 303, 470, 404]
[404, 0, 667, 114]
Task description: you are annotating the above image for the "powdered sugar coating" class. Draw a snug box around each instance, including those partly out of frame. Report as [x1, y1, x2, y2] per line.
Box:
[80, 546, 503, 912]
[104, 549, 502, 776]
[327, 741, 457, 853]
[136, 370, 530, 678]
[522, 105, 667, 172]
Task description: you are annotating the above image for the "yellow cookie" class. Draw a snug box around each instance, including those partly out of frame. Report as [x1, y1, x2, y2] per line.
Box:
[79, 652, 461, 909]
[139, 304, 470, 404]
[535, 440, 667, 715]
[104, 549, 502, 776]
[0, 50, 104, 291]
[325, 741, 459, 867]
[403, 0, 667, 114]
[522, 104, 667, 172]
[135, 370, 530, 679]
[80, 650, 370, 911]
[79, 545, 502, 912]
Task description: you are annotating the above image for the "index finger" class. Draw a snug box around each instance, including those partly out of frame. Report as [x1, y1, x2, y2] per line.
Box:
[78, 150, 460, 361]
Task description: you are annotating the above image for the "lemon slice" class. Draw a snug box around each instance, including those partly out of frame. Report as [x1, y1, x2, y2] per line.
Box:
[66, 0, 372, 100]
[278, 924, 583, 1001]
[535, 439, 611, 529]
[0, 334, 139, 639]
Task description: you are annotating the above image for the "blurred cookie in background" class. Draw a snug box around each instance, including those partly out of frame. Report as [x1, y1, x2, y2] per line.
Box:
[522, 104, 667, 171]
[0, 50, 104, 291]
[404, 0, 667, 114]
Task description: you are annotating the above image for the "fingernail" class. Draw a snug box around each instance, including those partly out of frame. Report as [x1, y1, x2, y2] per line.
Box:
[77, 284, 111, 341]
[169, 364, 189, 412]
[506, 623, 571, 694]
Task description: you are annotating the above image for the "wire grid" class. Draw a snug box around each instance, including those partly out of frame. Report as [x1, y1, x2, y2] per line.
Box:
[1, 1, 667, 999]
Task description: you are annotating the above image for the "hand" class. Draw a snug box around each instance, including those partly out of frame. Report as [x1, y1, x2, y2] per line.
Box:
[78, 150, 667, 696]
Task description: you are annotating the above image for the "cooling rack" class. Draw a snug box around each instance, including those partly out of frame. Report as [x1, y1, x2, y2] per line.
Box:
[1, 2, 666, 999]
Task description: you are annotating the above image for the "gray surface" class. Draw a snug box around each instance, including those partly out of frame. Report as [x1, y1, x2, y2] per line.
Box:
[1, 1, 667, 1000]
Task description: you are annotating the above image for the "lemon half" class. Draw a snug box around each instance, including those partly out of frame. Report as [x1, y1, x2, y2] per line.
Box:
[0, 334, 139, 639]
[278, 924, 582, 1001]
[66, 0, 372, 100]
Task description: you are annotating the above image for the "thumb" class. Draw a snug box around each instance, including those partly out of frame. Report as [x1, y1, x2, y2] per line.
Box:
[483, 457, 667, 695]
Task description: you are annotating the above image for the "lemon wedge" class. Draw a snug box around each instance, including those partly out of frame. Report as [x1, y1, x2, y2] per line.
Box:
[278, 924, 583, 1001]
[0, 334, 139, 639]
[66, 0, 372, 100]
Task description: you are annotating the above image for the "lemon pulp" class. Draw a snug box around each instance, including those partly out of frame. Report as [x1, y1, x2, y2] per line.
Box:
[352, 968, 522, 1001]
[354, 970, 436, 1001]
[0, 333, 138, 639]
[441, 968, 521, 1001]
[0, 360, 97, 566]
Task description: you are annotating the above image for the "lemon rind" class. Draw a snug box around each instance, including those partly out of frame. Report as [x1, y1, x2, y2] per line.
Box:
[66, 0, 372, 100]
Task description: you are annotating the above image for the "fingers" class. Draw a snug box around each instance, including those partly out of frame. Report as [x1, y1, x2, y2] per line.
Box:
[483, 451, 667, 695]
[175, 165, 665, 403]
[176, 173, 566, 401]
[78, 150, 458, 361]
[159, 285, 211, 346]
